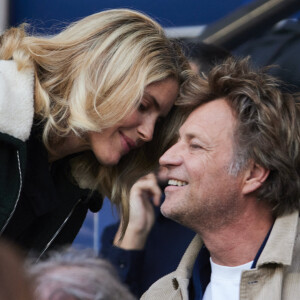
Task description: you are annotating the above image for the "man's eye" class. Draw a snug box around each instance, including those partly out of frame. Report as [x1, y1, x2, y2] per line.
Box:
[190, 144, 201, 149]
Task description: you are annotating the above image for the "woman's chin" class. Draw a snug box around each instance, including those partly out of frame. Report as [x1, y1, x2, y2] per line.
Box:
[96, 154, 121, 166]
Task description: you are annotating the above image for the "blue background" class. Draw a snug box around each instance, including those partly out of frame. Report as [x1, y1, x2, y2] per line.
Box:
[9, 0, 251, 32]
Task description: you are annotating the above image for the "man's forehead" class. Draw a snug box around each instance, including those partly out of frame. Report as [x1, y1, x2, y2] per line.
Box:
[179, 99, 236, 138]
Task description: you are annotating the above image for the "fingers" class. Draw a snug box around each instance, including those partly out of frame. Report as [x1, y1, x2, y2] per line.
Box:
[151, 187, 162, 207]
[131, 173, 162, 206]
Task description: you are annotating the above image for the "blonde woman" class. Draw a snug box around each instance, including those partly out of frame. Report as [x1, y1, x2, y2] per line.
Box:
[0, 9, 195, 258]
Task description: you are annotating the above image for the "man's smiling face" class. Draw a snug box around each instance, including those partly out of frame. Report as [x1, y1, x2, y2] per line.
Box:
[159, 99, 246, 231]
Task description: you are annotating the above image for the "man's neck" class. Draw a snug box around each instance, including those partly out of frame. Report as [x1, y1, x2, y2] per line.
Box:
[199, 201, 274, 267]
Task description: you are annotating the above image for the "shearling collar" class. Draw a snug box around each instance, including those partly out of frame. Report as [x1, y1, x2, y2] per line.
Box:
[0, 60, 34, 141]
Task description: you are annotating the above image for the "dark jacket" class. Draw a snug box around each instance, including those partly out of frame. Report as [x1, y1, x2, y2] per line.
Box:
[235, 19, 300, 92]
[0, 60, 102, 259]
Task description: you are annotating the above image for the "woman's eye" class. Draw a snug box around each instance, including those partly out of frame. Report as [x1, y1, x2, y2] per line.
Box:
[138, 103, 148, 112]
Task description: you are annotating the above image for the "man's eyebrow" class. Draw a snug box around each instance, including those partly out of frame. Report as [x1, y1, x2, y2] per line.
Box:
[178, 127, 196, 140]
[179, 129, 203, 142]
[185, 133, 197, 140]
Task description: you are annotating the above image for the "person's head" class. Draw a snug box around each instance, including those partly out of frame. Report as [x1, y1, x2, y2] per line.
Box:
[160, 57, 300, 230]
[0, 9, 189, 161]
[27, 248, 136, 300]
[0, 240, 33, 300]
[0, 9, 194, 229]
[183, 41, 232, 75]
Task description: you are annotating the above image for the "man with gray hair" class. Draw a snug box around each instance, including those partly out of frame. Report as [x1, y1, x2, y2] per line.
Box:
[142, 57, 300, 300]
[27, 248, 136, 300]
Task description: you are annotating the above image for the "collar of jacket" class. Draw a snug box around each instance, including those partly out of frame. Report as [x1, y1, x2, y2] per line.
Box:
[0, 60, 34, 141]
[257, 209, 299, 267]
[172, 234, 203, 294]
[171, 210, 299, 290]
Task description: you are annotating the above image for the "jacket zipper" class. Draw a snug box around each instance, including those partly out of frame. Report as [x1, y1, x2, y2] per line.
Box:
[0, 151, 23, 235]
[1, 151, 83, 261]
[36, 198, 82, 262]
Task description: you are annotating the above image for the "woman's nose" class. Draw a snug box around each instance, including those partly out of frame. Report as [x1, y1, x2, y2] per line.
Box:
[137, 117, 155, 142]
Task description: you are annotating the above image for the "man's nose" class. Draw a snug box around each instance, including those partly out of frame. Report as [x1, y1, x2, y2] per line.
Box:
[159, 143, 182, 167]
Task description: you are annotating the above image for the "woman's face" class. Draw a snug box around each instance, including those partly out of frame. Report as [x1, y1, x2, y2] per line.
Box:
[87, 77, 179, 166]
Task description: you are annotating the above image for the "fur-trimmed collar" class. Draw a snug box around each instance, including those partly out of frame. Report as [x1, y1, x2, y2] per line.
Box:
[0, 60, 34, 141]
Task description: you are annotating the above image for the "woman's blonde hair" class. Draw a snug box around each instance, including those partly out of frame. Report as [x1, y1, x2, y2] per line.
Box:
[0, 9, 196, 232]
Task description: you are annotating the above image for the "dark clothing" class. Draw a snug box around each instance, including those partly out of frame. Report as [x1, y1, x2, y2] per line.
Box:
[1, 123, 102, 258]
[0, 60, 102, 258]
[234, 19, 300, 92]
[189, 246, 211, 300]
[100, 205, 195, 297]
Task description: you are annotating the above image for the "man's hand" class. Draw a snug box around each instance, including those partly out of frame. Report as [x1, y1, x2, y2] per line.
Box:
[113, 173, 162, 250]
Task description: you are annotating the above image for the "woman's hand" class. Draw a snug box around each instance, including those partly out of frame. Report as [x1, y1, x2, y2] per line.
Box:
[113, 173, 162, 250]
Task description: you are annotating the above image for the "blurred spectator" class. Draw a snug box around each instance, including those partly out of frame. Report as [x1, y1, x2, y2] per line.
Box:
[0, 240, 33, 300]
[184, 41, 231, 75]
[99, 41, 233, 298]
[235, 19, 300, 92]
[27, 247, 136, 300]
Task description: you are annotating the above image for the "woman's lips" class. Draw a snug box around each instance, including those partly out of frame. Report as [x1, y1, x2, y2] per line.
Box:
[120, 132, 136, 154]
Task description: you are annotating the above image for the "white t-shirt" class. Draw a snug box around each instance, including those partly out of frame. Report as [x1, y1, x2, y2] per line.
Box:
[203, 258, 253, 300]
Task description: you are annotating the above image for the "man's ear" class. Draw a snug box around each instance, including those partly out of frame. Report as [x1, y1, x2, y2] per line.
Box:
[242, 161, 270, 195]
